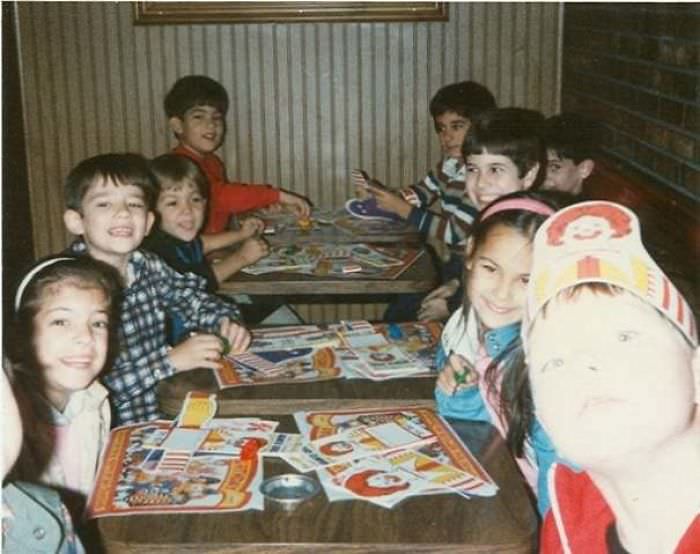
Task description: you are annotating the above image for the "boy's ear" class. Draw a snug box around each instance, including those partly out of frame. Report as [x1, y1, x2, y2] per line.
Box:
[522, 162, 540, 190]
[64, 209, 85, 236]
[145, 211, 156, 235]
[168, 116, 184, 137]
[577, 159, 595, 180]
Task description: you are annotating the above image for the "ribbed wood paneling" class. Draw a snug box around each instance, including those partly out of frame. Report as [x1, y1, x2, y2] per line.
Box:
[15, 2, 561, 322]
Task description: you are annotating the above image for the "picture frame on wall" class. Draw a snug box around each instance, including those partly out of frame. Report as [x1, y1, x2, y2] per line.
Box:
[133, 2, 448, 24]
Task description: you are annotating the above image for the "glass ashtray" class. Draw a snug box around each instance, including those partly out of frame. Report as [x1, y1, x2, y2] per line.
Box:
[260, 474, 321, 511]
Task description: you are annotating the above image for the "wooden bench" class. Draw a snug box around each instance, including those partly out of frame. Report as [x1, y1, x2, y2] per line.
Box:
[582, 159, 699, 314]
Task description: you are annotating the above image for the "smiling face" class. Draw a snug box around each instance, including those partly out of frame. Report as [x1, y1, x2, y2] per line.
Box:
[33, 282, 110, 411]
[64, 178, 155, 272]
[434, 111, 470, 158]
[466, 149, 537, 209]
[170, 105, 225, 156]
[466, 224, 533, 329]
[156, 181, 206, 242]
[527, 289, 699, 468]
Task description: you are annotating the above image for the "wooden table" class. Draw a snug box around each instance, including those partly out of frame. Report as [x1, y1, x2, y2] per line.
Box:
[158, 368, 437, 417]
[217, 248, 438, 296]
[97, 418, 538, 553]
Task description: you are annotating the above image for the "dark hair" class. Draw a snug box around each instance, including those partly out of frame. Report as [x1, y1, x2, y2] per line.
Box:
[150, 154, 209, 199]
[463, 190, 575, 456]
[429, 81, 496, 120]
[164, 75, 229, 119]
[65, 153, 157, 212]
[542, 113, 602, 164]
[462, 108, 546, 182]
[8, 256, 121, 431]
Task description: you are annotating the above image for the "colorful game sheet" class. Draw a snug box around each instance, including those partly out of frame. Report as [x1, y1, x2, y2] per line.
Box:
[292, 406, 497, 508]
[87, 394, 276, 517]
[212, 321, 443, 388]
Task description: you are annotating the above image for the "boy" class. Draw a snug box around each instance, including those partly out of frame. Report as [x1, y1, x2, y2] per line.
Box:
[164, 75, 311, 234]
[62, 153, 251, 425]
[407, 107, 547, 322]
[368, 81, 496, 322]
[541, 113, 600, 195]
[143, 153, 268, 293]
[523, 201, 700, 552]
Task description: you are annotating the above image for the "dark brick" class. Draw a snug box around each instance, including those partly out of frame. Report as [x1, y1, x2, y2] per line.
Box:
[629, 63, 652, 86]
[640, 37, 660, 62]
[655, 153, 679, 183]
[647, 122, 671, 148]
[619, 34, 642, 58]
[634, 89, 659, 116]
[683, 104, 699, 132]
[684, 166, 700, 196]
[672, 73, 697, 102]
[669, 131, 695, 160]
[659, 98, 685, 127]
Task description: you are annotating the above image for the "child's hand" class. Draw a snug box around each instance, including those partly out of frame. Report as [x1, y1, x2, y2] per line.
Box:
[169, 333, 226, 373]
[240, 217, 265, 238]
[238, 237, 269, 265]
[436, 353, 474, 395]
[279, 191, 311, 218]
[370, 187, 412, 219]
[218, 318, 251, 355]
[418, 296, 451, 322]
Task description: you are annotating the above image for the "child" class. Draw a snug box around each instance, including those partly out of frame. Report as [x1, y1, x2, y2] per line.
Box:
[523, 201, 699, 552]
[417, 107, 548, 323]
[434, 190, 571, 515]
[541, 113, 600, 195]
[62, 153, 251, 425]
[143, 154, 268, 293]
[371, 81, 496, 322]
[2, 367, 85, 553]
[164, 75, 311, 234]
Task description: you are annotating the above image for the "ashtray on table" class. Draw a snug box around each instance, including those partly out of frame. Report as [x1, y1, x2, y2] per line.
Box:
[260, 474, 321, 511]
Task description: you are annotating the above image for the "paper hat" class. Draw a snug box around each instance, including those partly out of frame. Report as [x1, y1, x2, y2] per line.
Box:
[525, 201, 697, 346]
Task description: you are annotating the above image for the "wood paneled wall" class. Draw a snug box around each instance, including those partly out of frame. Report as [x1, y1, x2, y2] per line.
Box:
[14, 2, 561, 321]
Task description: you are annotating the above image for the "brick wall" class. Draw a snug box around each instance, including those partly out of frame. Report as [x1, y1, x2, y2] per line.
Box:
[561, 4, 699, 201]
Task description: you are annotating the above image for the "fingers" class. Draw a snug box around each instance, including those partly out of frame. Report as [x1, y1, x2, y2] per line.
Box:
[219, 319, 251, 355]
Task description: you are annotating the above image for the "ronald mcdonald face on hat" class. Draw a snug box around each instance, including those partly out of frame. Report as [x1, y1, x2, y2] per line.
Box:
[522, 201, 699, 467]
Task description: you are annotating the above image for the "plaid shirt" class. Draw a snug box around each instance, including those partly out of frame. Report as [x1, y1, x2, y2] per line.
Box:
[405, 156, 478, 247]
[68, 242, 241, 425]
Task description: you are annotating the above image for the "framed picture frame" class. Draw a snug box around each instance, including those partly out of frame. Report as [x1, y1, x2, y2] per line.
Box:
[134, 2, 448, 24]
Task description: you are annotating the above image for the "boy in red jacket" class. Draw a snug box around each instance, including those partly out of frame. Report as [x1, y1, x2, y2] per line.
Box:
[524, 201, 699, 553]
[165, 75, 310, 234]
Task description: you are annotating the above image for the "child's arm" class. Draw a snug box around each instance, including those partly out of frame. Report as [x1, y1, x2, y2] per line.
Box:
[278, 190, 311, 218]
[406, 160, 479, 246]
[418, 279, 461, 322]
[209, 237, 269, 283]
[200, 217, 265, 254]
[368, 186, 413, 219]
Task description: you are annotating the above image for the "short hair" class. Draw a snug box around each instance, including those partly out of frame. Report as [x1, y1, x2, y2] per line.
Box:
[429, 81, 496, 120]
[462, 107, 545, 180]
[65, 153, 157, 212]
[164, 75, 229, 119]
[542, 113, 602, 163]
[150, 154, 209, 199]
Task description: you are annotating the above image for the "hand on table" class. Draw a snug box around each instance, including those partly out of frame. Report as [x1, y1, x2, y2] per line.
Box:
[218, 318, 251, 355]
[368, 185, 412, 219]
[418, 279, 460, 321]
[240, 216, 265, 238]
[238, 237, 269, 266]
[169, 333, 227, 372]
[279, 190, 312, 218]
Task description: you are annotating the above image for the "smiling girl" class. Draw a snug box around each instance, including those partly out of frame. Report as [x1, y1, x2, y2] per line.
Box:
[7, 256, 120, 518]
[434, 190, 572, 514]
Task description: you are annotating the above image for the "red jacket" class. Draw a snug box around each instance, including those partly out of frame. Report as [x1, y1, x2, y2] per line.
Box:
[173, 145, 280, 233]
[542, 463, 700, 553]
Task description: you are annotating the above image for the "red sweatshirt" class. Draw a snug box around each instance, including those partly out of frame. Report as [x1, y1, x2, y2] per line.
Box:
[542, 463, 700, 553]
[173, 145, 280, 233]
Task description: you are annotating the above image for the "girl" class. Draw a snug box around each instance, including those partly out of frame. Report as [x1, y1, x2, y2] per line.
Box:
[434, 190, 571, 515]
[7, 256, 120, 519]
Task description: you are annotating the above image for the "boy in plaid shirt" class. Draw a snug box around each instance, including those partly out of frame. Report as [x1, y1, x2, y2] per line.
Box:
[63, 153, 250, 425]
